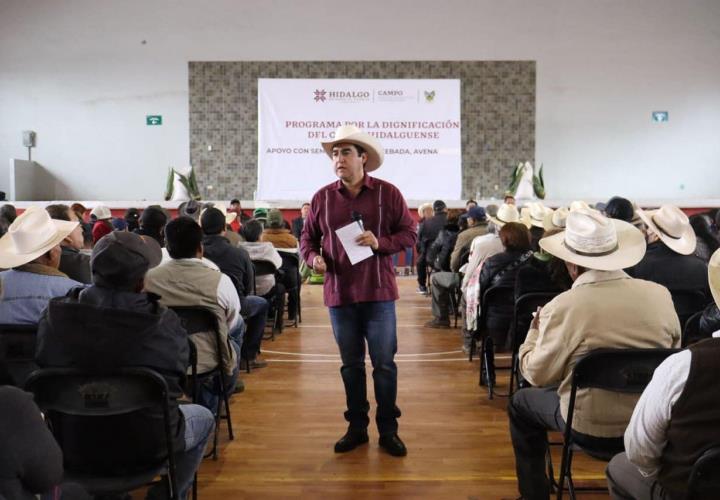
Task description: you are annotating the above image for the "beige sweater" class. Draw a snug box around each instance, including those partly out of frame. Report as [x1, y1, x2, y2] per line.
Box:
[519, 270, 681, 437]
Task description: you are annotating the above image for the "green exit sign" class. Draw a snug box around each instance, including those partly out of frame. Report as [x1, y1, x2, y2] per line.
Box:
[146, 115, 162, 126]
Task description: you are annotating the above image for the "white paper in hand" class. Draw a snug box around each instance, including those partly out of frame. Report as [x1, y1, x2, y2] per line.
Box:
[335, 222, 374, 265]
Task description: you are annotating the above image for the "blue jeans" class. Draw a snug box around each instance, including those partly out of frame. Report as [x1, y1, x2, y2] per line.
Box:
[240, 295, 269, 358]
[175, 404, 215, 498]
[328, 301, 401, 435]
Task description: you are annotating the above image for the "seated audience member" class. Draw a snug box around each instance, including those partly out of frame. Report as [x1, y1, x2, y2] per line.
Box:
[90, 204, 113, 244]
[136, 205, 168, 247]
[415, 203, 433, 289]
[124, 207, 140, 232]
[253, 208, 269, 227]
[241, 219, 283, 295]
[423, 210, 462, 328]
[521, 202, 553, 251]
[292, 202, 310, 239]
[178, 199, 202, 222]
[0, 207, 82, 324]
[509, 209, 681, 500]
[145, 216, 243, 406]
[478, 222, 533, 350]
[201, 207, 269, 369]
[450, 205, 490, 274]
[628, 205, 710, 300]
[428, 209, 463, 273]
[36, 231, 213, 499]
[462, 204, 524, 340]
[0, 203, 17, 236]
[0, 386, 90, 500]
[416, 200, 447, 294]
[204, 202, 241, 246]
[603, 196, 635, 223]
[689, 212, 720, 262]
[111, 217, 127, 231]
[263, 209, 299, 248]
[45, 204, 92, 284]
[606, 247, 720, 500]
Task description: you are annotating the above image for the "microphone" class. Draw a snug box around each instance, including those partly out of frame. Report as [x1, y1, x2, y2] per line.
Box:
[351, 210, 364, 231]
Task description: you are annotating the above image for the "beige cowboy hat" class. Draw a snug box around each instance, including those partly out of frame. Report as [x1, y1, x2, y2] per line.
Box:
[569, 200, 592, 212]
[543, 206, 570, 232]
[211, 202, 237, 225]
[539, 208, 646, 271]
[0, 206, 78, 269]
[521, 202, 554, 228]
[488, 203, 530, 228]
[90, 204, 112, 220]
[321, 125, 384, 172]
[637, 205, 696, 255]
[710, 248, 720, 308]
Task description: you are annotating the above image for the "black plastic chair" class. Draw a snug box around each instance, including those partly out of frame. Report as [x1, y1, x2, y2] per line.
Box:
[447, 282, 463, 328]
[170, 306, 235, 460]
[556, 348, 680, 500]
[0, 323, 39, 387]
[253, 259, 283, 339]
[278, 250, 302, 327]
[509, 292, 560, 396]
[669, 289, 710, 334]
[25, 367, 179, 499]
[686, 446, 720, 500]
[470, 285, 515, 399]
[682, 310, 704, 347]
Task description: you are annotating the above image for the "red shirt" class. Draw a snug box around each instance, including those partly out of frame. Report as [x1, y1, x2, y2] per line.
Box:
[300, 175, 417, 307]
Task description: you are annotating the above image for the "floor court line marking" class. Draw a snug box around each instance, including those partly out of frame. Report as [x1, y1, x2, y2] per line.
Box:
[262, 349, 464, 357]
[265, 359, 471, 363]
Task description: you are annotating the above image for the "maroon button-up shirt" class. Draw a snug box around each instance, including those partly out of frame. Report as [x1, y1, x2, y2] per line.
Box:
[300, 174, 417, 307]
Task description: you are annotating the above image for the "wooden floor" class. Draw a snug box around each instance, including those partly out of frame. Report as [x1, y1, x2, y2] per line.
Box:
[197, 275, 609, 499]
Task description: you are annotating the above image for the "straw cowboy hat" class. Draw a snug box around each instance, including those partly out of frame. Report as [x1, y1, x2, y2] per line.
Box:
[569, 200, 593, 212]
[90, 204, 112, 221]
[543, 206, 570, 232]
[522, 202, 554, 228]
[488, 203, 530, 228]
[539, 208, 646, 271]
[709, 248, 720, 309]
[637, 205, 696, 255]
[0, 206, 78, 269]
[321, 125, 384, 172]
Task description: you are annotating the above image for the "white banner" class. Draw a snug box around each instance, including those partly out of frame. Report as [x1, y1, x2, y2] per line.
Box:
[257, 78, 461, 201]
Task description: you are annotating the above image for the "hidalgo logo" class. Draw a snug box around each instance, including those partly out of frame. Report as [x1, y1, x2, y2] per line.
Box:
[314, 89, 327, 102]
[424, 90, 436, 102]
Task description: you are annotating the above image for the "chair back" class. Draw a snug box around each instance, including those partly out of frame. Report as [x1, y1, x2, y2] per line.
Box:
[682, 310, 704, 347]
[669, 289, 709, 329]
[511, 292, 559, 349]
[479, 285, 515, 343]
[686, 446, 720, 500]
[25, 367, 176, 481]
[253, 259, 278, 277]
[169, 306, 224, 377]
[0, 323, 39, 386]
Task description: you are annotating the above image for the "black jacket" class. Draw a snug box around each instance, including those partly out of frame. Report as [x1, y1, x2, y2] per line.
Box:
[428, 222, 459, 272]
[479, 249, 533, 342]
[202, 234, 255, 304]
[36, 286, 189, 461]
[699, 303, 720, 341]
[417, 212, 447, 254]
[626, 241, 709, 299]
[292, 216, 305, 240]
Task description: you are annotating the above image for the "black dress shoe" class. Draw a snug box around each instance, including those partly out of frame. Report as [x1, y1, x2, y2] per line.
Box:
[378, 433, 407, 457]
[334, 429, 369, 453]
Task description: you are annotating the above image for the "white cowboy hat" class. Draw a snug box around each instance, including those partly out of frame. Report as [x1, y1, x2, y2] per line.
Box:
[321, 125, 384, 172]
[569, 200, 592, 212]
[522, 202, 554, 228]
[90, 204, 112, 220]
[710, 248, 720, 308]
[539, 208, 646, 271]
[543, 206, 570, 232]
[213, 202, 237, 225]
[0, 206, 78, 269]
[488, 203, 530, 228]
[637, 205, 696, 255]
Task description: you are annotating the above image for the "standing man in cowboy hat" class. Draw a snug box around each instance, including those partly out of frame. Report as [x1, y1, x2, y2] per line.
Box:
[627, 204, 709, 301]
[300, 125, 416, 457]
[508, 208, 681, 500]
[0, 207, 82, 324]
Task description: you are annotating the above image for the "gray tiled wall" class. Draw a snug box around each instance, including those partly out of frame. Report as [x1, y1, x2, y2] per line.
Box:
[189, 61, 535, 201]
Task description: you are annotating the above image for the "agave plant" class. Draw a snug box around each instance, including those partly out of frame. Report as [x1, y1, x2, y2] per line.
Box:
[164, 167, 201, 201]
